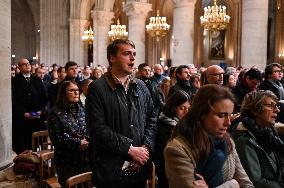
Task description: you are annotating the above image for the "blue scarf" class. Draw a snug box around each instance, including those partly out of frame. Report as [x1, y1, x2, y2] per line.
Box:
[196, 136, 227, 188]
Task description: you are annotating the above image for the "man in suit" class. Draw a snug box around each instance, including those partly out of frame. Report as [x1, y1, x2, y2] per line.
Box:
[12, 58, 47, 154]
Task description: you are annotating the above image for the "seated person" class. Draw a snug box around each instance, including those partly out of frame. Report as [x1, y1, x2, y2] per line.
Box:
[154, 90, 191, 188]
[164, 84, 253, 188]
[232, 90, 284, 188]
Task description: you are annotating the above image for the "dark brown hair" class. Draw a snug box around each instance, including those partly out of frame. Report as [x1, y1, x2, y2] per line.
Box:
[163, 90, 191, 119]
[172, 84, 235, 162]
[55, 81, 79, 108]
[107, 39, 135, 66]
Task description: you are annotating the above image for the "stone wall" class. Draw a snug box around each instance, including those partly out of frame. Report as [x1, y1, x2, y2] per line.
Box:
[0, 0, 13, 170]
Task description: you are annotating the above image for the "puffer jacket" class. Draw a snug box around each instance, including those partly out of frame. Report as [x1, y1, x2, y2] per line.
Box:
[47, 102, 88, 166]
[86, 72, 157, 187]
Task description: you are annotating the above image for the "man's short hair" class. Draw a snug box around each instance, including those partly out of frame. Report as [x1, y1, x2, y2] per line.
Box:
[65, 61, 77, 71]
[264, 63, 282, 79]
[175, 65, 189, 75]
[138, 63, 149, 72]
[244, 68, 263, 81]
[107, 39, 135, 66]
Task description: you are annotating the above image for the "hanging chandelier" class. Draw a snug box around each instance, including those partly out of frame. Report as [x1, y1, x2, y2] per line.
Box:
[82, 26, 94, 41]
[200, 0, 230, 30]
[146, 10, 170, 41]
[108, 19, 128, 42]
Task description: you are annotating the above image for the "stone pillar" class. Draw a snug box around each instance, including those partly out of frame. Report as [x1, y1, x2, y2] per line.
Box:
[91, 11, 114, 67]
[0, 0, 13, 169]
[241, 0, 268, 69]
[172, 0, 195, 66]
[40, 0, 69, 66]
[69, 19, 88, 65]
[123, 1, 152, 65]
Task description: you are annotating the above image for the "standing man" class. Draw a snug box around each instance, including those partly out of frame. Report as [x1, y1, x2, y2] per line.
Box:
[63, 61, 80, 84]
[168, 65, 196, 97]
[138, 63, 164, 115]
[86, 39, 157, 188]
[12, 58, 47, 154]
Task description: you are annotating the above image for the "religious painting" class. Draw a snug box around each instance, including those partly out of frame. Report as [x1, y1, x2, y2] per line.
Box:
[209, 30, 226, 60]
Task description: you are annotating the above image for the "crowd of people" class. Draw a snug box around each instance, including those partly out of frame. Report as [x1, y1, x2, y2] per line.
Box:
[11, 39, 284, 188]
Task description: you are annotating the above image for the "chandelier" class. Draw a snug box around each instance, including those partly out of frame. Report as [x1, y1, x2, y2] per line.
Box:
[82, 26, 94, 41]
[200, 0, 230, 30]
[108, 19, 128, 42]
[146, 10, 170, 41]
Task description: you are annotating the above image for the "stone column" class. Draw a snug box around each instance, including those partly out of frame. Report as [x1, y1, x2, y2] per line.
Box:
[241, 0, 268, 69]
[40, 0, 69, 66]
[91, 11, 114, 67]
[172, 0, 195, 66]
[123, 1, 152, 65]
[69, 19, 88, 65]
[0, 0, 13, 170]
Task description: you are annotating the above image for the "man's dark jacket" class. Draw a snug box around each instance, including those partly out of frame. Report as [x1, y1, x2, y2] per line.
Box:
[86, 72, 157, 187]
[12, 73, 47, 153]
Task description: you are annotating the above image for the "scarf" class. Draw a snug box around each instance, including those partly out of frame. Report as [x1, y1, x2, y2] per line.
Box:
[195, 135, 227, 188]
[159, 112, 179, 127]
[268, 79, 284, 100]
[242, 116, 284, 181]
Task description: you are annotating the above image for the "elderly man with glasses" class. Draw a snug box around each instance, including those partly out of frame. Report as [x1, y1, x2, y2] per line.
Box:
[12, 58, 47, 154]
[205, 65, 224, 85]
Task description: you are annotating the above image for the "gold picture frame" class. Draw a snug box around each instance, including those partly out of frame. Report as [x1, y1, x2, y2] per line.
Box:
[209, 30, 226, 60]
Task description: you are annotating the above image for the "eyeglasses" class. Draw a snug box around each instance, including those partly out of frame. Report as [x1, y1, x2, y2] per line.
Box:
[209, 72, 224, 77]
[263, 102, 280, 111]
[67, 89, 79, 93]
[19, 63, 30, 67]
[273, 70, 283, 74]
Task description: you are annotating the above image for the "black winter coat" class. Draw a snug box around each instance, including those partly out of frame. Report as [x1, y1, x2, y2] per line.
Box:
[86, 72, 157, 187]
[47, 103, 89, 167]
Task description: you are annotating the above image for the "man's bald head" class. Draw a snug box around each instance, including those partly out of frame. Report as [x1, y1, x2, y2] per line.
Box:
[205, 65, 224, 85]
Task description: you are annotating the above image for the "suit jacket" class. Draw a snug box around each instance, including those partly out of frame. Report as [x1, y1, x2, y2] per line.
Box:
[12, 73, 47, 121]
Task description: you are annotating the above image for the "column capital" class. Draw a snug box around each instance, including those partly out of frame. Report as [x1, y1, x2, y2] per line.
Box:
[123, 1, 152, 18]
[173, 0, 196, 8]
[91, 10, 114, 26]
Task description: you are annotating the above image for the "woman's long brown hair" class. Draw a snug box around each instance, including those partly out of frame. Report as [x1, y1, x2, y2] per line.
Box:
[172, 84, 235, 163]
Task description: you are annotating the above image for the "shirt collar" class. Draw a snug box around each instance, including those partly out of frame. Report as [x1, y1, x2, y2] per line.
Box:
[105, 71, 136, 91]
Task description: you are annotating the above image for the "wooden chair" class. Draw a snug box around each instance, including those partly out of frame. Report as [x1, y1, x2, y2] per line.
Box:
[146, 163, 156, 188]
[32, 130, 53, 153]
[66, 171, 92, 188]
[39, 151, 61, 188]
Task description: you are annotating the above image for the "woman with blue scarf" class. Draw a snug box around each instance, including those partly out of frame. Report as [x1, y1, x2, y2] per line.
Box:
[164, 84, 253, 188]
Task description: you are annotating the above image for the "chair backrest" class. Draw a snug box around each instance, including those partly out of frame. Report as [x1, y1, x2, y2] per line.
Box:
[66, 171, 92, 188]
[146, 163, 156, 188]
[32, 130, 51, 152]
[39, 151, 57, 187]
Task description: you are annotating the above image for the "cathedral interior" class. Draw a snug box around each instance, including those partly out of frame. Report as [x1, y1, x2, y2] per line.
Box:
[0, 0, 284, 186]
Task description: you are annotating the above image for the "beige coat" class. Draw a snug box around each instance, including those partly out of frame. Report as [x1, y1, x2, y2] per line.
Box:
[164, 136, 254, 188]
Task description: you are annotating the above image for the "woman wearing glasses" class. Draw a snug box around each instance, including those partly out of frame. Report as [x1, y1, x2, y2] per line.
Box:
[232, 90, 284, 188]
[164, 84, 253, 188]
[47, 81, 89, 187]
